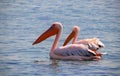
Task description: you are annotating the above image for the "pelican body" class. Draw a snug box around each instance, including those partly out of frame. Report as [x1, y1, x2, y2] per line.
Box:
[33, 22, 101, 61]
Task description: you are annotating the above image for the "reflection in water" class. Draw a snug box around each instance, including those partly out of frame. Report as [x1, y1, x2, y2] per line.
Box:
[33, 59, 60, 75]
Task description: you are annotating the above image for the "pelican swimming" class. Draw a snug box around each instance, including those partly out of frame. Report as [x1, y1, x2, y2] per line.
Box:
[32, 22, 101, 61]
[63, 26, 104, 56]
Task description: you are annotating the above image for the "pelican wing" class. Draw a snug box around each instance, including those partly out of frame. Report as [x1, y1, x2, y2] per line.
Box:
[54, 44, 96, 57]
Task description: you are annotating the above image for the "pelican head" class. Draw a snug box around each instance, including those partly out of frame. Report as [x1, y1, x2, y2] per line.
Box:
[32, 22, 62, 45]
[63, 26, 80, 46]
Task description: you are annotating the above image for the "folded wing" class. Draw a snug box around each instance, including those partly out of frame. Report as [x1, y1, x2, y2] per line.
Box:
[54, 44, 96, 57]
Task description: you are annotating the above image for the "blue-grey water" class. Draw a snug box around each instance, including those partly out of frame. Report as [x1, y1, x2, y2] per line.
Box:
[0, 0, 120, 76]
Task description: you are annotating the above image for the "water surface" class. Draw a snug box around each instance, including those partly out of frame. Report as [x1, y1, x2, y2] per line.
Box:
[0, 0, 120, 76]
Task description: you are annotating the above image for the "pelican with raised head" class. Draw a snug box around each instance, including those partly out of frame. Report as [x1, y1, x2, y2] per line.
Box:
[63, 26, 104, 56]
[32, 22, 101, 61]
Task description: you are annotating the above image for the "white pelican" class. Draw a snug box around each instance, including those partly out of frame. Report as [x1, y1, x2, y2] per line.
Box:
[63, 26, 104, 56]
[32, 22, 101, 61]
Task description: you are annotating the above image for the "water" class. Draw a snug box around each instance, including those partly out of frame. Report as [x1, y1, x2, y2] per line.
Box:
[0, 0, 120, 76]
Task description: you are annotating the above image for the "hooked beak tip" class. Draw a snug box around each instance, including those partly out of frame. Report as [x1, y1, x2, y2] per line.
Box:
[32, 43, 35, 45]
[32, 42, 36, 45]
